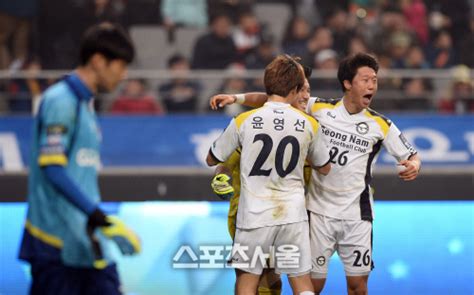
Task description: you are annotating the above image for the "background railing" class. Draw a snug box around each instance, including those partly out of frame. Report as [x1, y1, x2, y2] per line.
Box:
[0, 69, 473, 114]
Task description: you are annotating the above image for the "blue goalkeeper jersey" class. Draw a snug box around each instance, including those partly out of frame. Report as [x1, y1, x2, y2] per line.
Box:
[19, 73, 116, 267]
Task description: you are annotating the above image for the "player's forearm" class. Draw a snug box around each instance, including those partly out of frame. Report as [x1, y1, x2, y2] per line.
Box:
[206, 150, 220, 166]
[214, 164, 231, 177]
[237, 92, 268, 108]
[43, 165, 97, 214]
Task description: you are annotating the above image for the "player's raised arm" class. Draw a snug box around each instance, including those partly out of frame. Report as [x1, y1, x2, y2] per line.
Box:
[210, 92, 268, 110]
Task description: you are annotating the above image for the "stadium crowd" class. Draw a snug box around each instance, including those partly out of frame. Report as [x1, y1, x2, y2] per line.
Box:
[0, 0, 472, 114]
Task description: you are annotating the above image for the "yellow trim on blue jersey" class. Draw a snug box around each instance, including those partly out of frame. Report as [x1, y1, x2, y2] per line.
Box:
[38, 154, 68, 166]
[365, 110, 390, 137]
[25, 220, 63, 248]
[93, 259, 108, 269]
[310, 99, 341, 114]
[235, 108, 261, 129]
[290, 107, 320, 133]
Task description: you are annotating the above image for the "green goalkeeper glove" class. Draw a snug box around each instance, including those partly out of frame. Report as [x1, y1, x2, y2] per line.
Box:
[100, 216, 141, 255]
[211, 173, 234, 201]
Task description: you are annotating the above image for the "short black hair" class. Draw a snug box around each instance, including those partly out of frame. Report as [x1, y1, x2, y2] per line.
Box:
[337, 53, 379, 92]
[79, 22, 135, 65]
[167, 54, 187, 68]
[302, 64, 312, 79]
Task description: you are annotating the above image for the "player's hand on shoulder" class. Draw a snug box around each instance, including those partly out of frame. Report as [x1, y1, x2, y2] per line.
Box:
[397, 159, 420, 181]
[210, 94, 236, 110]
[211, 173, 234, 200]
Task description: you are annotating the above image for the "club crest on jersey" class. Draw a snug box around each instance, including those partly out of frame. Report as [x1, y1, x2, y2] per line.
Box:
[356, 122, 369, 135]
[316, 256, 326, 266]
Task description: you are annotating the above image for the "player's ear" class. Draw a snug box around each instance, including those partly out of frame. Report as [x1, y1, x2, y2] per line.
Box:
[289, 87, 299, 97]
[89, 53, 107, 70]
[343, 80, 352, 91]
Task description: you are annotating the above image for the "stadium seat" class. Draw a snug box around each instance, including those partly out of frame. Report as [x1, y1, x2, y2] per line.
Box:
[254, 3, 291, 47]
[175, 27, 207, 60]
[129, 25, 177, 69]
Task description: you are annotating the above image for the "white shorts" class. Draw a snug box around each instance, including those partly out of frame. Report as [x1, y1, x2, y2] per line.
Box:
[229, 221, 311, 276]
[309, 212, 374, 278]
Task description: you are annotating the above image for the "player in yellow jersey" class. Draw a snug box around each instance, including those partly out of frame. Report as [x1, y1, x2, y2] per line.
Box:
[211, 69, 315, 295]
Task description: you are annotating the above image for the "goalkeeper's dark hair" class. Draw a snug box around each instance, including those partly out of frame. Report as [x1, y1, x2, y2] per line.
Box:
[79, 22, 135, 65]
[337, 53, 379, 92]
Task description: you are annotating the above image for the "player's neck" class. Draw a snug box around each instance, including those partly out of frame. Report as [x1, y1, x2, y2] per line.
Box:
[268, 94, 290, 104]
[74, 67, 98, 93]
[342, 95, 365, 114]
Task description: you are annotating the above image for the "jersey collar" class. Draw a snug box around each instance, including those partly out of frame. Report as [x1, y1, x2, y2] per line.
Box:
[340, 96, 365, 117]
[265, 101, 290, 107]
[66, 73, 94, 102]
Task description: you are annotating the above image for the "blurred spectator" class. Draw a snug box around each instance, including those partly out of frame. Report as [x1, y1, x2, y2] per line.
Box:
[399, 46, 433, 111]
[161, 0, 207, 28]
[37, 0, 87, 69]
[401, 0, 429, 45]
[326, 9, 354, 56]
[372, 5, 411, 61]
[191, 14, 237, 69]
[400, 78, 434, 111]
[160, 54, 202, 112]
[207, 0, 254, 23]
[123, 0, 161, 25]
[303, 26, 333, 66]
[296, 0, 322, 27]
[426, 0, 471, 52]
[375, 52, 402, 91]
[438, 65, 474, 113]
[458, 18, 474, 68]
[310, 49, 340, 91]
[7, 58, 52, 113]
[0, 0, 37, 69]
[426, 30, 456, 68]
[245, 36, 277, 69]
[388, 31, 412, 68]
[313, 0, 349, 20]
[217, 67, 249, 115]
[403, 45, 430, 69]
[313, 49, 338, 70]
[232, 12, 262, 61]
[84, 0, 128, 29]
[282, 16, 312, 57]
[346, 35, 369, 55]
[110, 79, 163, 115]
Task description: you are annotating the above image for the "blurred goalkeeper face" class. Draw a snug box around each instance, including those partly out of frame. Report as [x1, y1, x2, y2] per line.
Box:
[292, 78, 310, 111]
[92, 53, 128, 92]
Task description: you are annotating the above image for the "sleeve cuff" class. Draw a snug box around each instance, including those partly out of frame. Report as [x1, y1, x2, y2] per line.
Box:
[209, 148, 224, 164]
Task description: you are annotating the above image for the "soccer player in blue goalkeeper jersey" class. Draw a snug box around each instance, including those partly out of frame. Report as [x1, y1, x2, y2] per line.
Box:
[18, 23, 140, 295]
